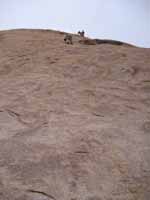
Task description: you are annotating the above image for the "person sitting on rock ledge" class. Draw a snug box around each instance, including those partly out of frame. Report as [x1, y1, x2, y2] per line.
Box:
[78, 30, 85, 37]
[64, 34, 73, 45]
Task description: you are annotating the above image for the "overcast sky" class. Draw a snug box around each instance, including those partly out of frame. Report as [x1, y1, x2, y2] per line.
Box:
[0, 0, 149, 47]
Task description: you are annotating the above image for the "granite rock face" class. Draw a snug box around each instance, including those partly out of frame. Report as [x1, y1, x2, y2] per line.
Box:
[0, 29, 150, 200]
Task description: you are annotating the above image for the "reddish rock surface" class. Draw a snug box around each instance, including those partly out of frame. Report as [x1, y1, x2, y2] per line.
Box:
[0, 29, 150, 200]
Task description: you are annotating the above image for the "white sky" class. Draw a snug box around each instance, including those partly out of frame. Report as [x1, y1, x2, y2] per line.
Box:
[0, 0, 149, 47]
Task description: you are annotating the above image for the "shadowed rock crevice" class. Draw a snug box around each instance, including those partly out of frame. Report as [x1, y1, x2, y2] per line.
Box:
[78, 38, 134, 46]
[27, 189, 56, 200]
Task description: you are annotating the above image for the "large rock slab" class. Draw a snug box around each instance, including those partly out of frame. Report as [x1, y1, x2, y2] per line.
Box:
[0, 29, 150, 200]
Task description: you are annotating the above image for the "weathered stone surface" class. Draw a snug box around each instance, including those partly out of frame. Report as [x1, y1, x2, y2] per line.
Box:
[0, 29, 150, 200]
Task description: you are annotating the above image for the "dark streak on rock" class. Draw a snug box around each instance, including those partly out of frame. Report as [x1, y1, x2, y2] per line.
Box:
[27, 189, 56, 200]
[126, 105, 137, 110]
[92, 113, 104, 117]
[74, 151, 89, 154]
[6, 109, 20, 117]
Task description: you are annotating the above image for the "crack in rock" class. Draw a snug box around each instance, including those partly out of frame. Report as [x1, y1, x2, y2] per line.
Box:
[27, 189, 56, 200]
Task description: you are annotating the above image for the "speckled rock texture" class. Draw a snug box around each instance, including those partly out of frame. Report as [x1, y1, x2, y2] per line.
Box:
[0, 29, 150, 200]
